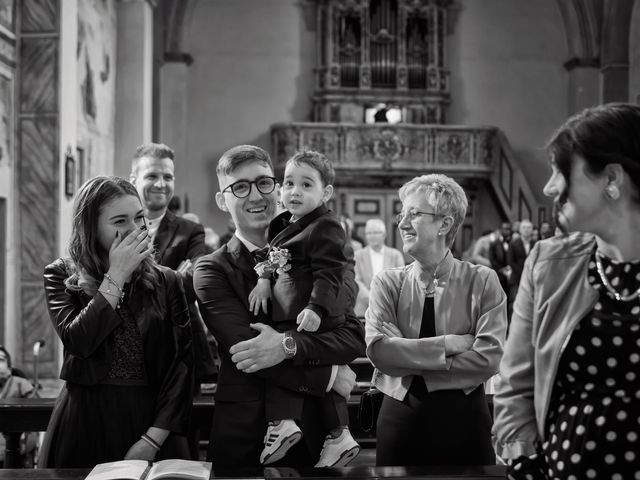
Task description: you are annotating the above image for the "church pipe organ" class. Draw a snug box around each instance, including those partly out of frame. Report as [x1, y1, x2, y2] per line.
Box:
[314, 0, 452, 124]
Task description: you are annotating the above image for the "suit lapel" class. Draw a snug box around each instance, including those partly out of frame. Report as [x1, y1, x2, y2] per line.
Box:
[226, 235, 258, 285]
[270, 204, 329, 247]
[154, 211, 178, 262]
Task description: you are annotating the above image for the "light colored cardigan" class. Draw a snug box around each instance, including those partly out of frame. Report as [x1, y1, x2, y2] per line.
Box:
[365, 250, 507, 400]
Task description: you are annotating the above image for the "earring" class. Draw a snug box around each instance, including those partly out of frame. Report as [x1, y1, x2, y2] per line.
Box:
[605, 184, 620, 200]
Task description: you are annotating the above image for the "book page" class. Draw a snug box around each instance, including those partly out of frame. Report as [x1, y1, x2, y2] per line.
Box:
[85, 459, 150, 480]
[148, 459, 212, 480]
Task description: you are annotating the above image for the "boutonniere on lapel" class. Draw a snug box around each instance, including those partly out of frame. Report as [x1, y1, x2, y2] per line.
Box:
[254, 247, 292, 278]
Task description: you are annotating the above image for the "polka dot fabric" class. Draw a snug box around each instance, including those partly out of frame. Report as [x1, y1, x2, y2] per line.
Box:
[542, 247, 640, 479]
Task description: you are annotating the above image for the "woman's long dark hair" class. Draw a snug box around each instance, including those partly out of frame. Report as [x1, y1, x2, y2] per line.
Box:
[547, 103, 640, 229]
[65, 176, 159, 302]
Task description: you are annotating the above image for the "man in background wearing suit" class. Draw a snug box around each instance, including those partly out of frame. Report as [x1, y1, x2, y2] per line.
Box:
[194, 145, 364, 467]
[506, 219, 535, 317]
[353, 218, 404, 317]
[130, 143, 218, 386]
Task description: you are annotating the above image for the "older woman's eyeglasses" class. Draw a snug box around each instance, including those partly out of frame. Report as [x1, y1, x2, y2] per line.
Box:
[395, 210, 442, 224]
[222, 176, 276, 198]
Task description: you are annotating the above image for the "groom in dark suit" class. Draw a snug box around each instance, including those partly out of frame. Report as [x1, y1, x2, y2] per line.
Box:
[193, 145, 365, 467]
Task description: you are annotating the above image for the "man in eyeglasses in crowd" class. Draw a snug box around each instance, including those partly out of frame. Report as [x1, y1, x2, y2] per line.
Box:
[194, 145, 365, 467]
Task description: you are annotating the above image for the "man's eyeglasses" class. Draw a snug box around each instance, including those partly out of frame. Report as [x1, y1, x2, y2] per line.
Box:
[395, 210, 442, 224]
[222, 176, 276, 198]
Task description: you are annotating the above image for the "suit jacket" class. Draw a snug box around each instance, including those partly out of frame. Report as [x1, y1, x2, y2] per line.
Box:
[507, 237, 535, 288]
[267, 205, 347, 331]
[194, 235, 365, 467]
[488, 237, 509, 271]
[154, 211, 216, 382]
[354, 246, 405, 317]
[154, 211, 205, 302]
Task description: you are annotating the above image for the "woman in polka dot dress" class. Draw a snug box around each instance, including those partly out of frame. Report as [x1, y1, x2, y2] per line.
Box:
[492, 103, 640, 479]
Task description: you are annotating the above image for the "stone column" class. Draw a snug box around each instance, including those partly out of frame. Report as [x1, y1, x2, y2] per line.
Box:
[564, 58, 600, 115]
[159, 54, 192, 169]
[114, 0, 155, 177]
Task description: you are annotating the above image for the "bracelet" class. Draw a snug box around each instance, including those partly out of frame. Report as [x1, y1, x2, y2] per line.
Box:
[104, 273, 124, 294]
[140, 434, 161, 451]
[103, 273, 125, 302]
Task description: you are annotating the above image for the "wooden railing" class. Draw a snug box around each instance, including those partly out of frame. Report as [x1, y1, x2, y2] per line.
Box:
[271, 122, 542, 221]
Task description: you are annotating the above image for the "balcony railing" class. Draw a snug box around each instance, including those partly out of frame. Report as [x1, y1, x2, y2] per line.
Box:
[271, 122, 542, 222]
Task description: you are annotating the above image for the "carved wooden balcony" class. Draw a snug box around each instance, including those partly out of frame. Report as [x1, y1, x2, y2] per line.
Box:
[270, 122, 542, 223]
[271, 123, 498, 181]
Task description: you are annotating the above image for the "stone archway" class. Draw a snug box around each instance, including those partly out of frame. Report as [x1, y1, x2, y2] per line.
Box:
[555, 0, 634, 110]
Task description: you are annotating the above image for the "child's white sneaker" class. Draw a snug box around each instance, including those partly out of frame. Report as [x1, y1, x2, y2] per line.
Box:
[260, 420, 303, 465]
[314, 429, 360, 467]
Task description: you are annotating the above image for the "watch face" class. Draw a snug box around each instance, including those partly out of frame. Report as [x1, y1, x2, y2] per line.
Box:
[284, 337, 296, 350]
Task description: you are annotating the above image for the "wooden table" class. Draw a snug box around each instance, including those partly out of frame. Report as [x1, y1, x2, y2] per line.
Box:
[0, 465, 507, 479]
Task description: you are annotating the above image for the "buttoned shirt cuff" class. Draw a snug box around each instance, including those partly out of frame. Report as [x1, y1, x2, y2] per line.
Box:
[326, 365, 338, 392]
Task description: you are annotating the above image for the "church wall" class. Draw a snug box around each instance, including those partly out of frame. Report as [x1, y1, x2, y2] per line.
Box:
[629, 1, 640, 104]
[76, 0, 117, 185]
[175, 0, 568, 233]
[178, 0, 315, 231]
[448, 0, 568, 213]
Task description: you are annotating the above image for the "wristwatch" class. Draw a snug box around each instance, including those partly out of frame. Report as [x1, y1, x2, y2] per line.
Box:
[282, 331, 297, 359]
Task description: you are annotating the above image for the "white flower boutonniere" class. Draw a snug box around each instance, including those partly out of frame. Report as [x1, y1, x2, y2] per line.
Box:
[254, 247, 292, 278]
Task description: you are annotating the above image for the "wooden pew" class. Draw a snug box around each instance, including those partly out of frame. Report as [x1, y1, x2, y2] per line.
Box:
[0, 394, 495, 469]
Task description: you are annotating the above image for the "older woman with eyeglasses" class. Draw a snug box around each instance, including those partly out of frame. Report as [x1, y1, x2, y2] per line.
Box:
[365, 174, 507, 466]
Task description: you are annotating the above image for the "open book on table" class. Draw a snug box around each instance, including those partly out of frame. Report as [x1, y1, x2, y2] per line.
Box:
[85, 459, 212, 480]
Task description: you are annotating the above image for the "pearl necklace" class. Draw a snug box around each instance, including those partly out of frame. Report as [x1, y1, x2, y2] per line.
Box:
[594, 250, 640, 302]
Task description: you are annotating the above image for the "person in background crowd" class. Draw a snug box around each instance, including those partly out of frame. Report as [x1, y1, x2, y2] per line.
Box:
[493, 103, 640, 479]
[0, 346, 36, 467]
[39, 176, 193, 467]
[365, 174, 507, 466]
[531, 227, 540, 243]
[203, 227, 220, 254]
[462, 229, 494, 268]
[489, 222, 513, 311]
[507, 219, 534, 315]
[339, 216, 363, 252]
[354, 218, 405, 317]
[194, 145, 365, 467]
[539, 221, 554, 240]
[130, 143, 217, 389]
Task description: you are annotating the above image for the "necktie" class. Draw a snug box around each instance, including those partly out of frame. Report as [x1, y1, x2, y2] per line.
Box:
[251, 247, 269, 264]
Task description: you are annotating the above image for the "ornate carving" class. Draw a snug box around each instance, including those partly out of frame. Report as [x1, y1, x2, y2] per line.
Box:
[373, 129, 402, 168]
[438, 133, 469, 164]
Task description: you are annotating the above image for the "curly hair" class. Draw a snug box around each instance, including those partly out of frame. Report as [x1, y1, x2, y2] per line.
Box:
[398, 174, 468, 247]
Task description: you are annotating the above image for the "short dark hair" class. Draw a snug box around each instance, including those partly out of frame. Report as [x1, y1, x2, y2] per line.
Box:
[132, 143, 175, 172]
[286, 149, 335, 186]
[547, 103, 640, 206]
[216, 145, 274, 179]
